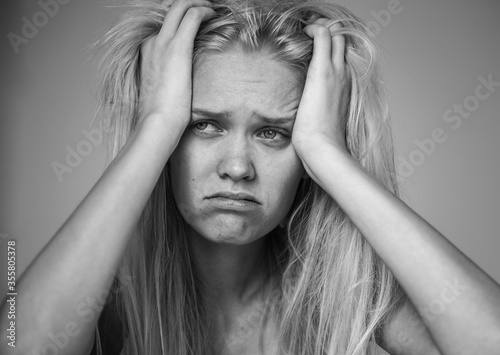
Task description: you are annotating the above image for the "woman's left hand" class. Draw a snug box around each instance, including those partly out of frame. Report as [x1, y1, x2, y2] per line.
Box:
[292, 20, 350, 165]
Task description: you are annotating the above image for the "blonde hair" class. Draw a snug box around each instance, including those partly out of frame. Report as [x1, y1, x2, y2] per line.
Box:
[94, 0, 405, 354]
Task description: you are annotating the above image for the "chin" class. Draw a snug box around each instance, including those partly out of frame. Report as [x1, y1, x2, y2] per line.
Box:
[212, 234, 257, 245]
[180, 206, 283, 246]
[206, 227, 264, 245]
[189, 218, 271, 246]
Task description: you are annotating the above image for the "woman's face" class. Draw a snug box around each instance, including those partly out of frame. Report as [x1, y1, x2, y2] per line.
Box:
[169, 50, 305, 245]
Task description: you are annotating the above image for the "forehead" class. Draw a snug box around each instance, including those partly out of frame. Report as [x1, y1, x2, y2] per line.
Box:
[192, 51, 301, 115]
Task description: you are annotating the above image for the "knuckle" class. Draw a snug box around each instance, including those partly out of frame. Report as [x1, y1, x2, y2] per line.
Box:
[171, 0, 194, 9]
[170, 0, 201, 15]
[184, 0, 201, 6]
[185, 7, 204, 20]
[316, 26, 331, 38]
[329, 23, 342, 31]
[333, 33, 345, 42]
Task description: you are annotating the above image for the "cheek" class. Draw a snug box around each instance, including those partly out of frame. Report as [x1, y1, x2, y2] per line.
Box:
[169, 157, 201, 227]
[170, 139, 202, 185]
[262, 155, 304, 210]
[169, 140, 215, 206]
[169, 145, 196, 205]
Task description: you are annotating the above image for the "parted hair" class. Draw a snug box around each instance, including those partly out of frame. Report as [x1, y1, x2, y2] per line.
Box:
[93, 0, 405, 353]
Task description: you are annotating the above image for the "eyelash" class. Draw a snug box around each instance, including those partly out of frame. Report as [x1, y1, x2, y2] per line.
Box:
[189, 121, 290, 142]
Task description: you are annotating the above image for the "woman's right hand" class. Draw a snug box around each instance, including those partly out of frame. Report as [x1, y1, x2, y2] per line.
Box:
[138, 0, 215, 134]
[0, 3, 217, 355]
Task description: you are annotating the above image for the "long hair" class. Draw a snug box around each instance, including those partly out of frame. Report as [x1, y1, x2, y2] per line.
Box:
[93, 0, 406, 354]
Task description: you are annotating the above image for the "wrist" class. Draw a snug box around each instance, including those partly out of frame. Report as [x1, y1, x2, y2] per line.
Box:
[293, 132, 347, 159]
[136, 112, 186, 157]
[140, 110, 186, 133]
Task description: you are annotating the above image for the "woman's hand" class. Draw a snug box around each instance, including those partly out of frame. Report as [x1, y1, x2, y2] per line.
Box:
[138, 0, 215, 133]
[292, 20, 350, 165]
[291, 20, 500, 355]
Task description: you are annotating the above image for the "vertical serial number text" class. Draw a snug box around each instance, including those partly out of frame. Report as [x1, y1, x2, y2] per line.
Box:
[6, 240, 17, 347]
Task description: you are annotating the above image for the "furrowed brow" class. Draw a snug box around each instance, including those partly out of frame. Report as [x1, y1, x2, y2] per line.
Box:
[191, 109, 230, 119]
[191, 109, 295, 124]
[256, 115, 295, 125]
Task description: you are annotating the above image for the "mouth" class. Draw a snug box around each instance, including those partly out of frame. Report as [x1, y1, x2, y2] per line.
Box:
[206, 192, 261, 204]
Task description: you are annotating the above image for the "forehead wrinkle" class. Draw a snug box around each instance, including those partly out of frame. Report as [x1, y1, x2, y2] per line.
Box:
[192, 51, 301, 119]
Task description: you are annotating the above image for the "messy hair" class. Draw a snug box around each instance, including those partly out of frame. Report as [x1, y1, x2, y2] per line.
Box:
[93, 0, 405, 353]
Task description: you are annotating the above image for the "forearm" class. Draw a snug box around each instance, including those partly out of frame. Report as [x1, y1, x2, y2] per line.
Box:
[297, 141, 500, 354]
[0, 115, 180, 354]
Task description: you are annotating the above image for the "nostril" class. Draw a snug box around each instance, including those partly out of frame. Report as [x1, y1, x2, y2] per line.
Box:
[217, 157, 256, 181]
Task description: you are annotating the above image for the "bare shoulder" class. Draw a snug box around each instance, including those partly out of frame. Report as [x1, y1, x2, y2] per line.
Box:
[379, 299, 442, 355]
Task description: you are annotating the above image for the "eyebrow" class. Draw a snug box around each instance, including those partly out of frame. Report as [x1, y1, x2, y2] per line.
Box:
[191, 109, 295, 125]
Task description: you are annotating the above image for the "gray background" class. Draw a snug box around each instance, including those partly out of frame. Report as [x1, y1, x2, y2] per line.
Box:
[1, 0, 499, 298]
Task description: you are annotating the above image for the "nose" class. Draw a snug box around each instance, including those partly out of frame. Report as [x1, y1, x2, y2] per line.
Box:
[216, 137, 256, 181]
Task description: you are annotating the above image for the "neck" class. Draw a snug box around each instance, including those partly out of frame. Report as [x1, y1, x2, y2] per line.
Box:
[187, 229, 270, 310]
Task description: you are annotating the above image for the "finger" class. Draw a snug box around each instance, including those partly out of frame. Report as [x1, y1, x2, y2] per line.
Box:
[174, 6, 216, 53]
[303, 24, 333, 67]
[314, 18, 335, 29]
[328, 24, 346, 69]
[314, 19, 346, 68]
[157, 0, 213, 42]
[332, 33, 345, 69]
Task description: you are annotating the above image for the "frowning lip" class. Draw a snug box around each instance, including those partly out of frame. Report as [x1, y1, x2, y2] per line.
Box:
[206, 191, 261, 204]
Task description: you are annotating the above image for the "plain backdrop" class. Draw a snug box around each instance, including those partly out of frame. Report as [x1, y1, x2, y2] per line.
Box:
[1, 0, 499, 299]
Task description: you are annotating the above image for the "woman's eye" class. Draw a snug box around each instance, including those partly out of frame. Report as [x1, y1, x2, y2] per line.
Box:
[190, 121, 220, 134]
[258, 128, 289, 142]
[194, 122, 208, 130]
[262, 129, 277, 139]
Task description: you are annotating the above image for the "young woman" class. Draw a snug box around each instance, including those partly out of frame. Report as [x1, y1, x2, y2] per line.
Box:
[2, 0, 499, 354]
